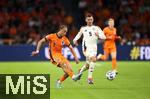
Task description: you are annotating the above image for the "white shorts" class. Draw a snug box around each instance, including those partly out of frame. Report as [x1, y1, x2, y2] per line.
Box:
[85, 49, 97, 58]
[82, 42, 97, 61]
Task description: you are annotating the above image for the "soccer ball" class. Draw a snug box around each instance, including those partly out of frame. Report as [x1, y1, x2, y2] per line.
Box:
[106, 70, 116, 80]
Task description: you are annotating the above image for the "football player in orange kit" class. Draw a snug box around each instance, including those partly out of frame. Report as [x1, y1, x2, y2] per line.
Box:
[97, 18, 121, 74]
[31, 25, 81, 88]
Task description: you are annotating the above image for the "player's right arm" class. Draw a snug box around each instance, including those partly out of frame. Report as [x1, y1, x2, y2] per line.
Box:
[31, 34, 52, 56]
[31, 38, 47, 56]
[73, 27, 83, 46]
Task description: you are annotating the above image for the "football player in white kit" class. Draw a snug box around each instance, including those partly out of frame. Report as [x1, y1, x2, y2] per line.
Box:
[73, 13, 106, 84]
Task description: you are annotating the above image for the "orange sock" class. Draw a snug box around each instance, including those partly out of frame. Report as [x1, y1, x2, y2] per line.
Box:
[112, 58, 117, 70]
[60, 74, 68, 83]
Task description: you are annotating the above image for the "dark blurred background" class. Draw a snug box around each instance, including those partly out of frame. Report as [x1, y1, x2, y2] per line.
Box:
[0, 0, 149, 45]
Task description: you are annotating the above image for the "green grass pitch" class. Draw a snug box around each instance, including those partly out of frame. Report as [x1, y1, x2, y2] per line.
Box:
[0, 61, 150, 99]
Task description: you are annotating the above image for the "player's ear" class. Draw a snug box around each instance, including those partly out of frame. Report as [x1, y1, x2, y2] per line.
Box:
[85, 18, 87, 22]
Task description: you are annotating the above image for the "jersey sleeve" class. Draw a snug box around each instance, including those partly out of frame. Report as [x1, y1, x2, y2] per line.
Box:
[64, 37, 71, 46]
[73, 27, 83, 42]
[97, 26, 106, 39]
[45, 34, 53, 41]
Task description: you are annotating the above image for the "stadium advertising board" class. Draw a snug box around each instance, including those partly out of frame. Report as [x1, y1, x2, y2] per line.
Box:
[0, 45, 149, 61]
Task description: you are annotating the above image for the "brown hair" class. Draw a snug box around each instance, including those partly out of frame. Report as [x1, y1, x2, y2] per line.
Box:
[59, 25, 67, 30]
[108, 18, 114, 21]
[85, 13, 93, 18]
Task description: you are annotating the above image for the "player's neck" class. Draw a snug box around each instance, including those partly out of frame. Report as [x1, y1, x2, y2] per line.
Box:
[87, 24, 93, 27]
[108, 26, 114, 29]
[56, 33, 62, 38]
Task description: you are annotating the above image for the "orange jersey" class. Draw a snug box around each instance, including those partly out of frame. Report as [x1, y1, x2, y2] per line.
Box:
[46, 33, 70, 55]
[103, 27, 117, 48]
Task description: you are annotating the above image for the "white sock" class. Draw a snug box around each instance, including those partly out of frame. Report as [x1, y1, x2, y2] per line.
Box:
[57, 80, 61, 83]
[97, 54, 102, 59]
[72, 75, 75, 79]
[88, 62, 95, 79]
[80, 64, 89, 73]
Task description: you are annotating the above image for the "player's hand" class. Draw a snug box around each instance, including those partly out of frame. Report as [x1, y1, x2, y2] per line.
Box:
[73, 40, 78, 46]
[31, 50, 39, 56]
[117, 36, 122, 40]
[95, 32, 99, 38]
[75, 58, 80, 64]
[115, 36, 122, 41]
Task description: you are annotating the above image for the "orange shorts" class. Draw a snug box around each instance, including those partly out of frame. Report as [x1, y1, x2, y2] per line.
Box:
[50, 53, 69, 67]
[104, 47, 116, 55]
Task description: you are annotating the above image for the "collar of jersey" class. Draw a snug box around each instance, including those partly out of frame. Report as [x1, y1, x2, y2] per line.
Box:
[56, 33, 62, 39]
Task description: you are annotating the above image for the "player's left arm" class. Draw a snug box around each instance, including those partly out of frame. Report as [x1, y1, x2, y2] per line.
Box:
[115, 35, 121, 41]
[68, 45, 80, 64]
[65, 37, 79, 64]
[73, 27, 83, 46]
[95, 26, 106, 40]
[114, 28, 122, 41]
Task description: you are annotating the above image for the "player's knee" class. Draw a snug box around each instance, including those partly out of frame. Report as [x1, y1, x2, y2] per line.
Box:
[89, 57, 96, 62]
[112, 58, 116, 60]
[111, 55, 116, 60]
[85, 64, 89, 69]
[62, 73, 69, 77]
[64, 73, 69, 77]
[111, 52, 116, 58]
[93, 58, 96, 62]
[63, 63, 72, 71]
[60, 62, 67, 68]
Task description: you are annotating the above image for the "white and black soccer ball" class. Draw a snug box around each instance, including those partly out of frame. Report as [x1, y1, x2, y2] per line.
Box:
[106, 70, 116, 80]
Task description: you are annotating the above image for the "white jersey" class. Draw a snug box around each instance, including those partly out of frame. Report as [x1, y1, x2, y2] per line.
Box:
[73, 25, 106, 57]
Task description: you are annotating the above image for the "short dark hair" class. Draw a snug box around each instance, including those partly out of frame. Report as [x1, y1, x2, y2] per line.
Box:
[59, 25, 67, 30]
[85, 13, 93, 18]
